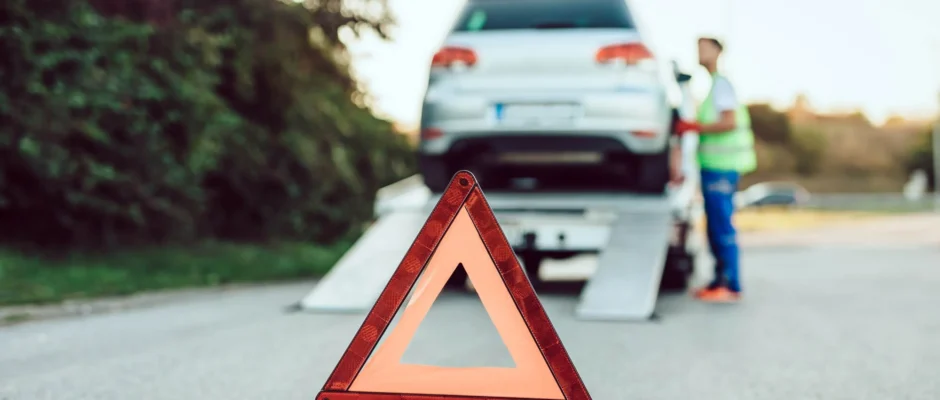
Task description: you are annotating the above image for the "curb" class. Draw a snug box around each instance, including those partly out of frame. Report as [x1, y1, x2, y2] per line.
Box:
[0, 283, 291, 327]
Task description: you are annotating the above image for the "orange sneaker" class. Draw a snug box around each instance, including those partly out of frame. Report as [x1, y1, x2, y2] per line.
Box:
[693, 282, 723, 298]
[697, 287, 741, 303]
[693, 286, 716, 298]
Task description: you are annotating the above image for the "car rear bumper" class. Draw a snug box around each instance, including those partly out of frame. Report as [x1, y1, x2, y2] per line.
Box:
[419, 127, 669, 156]
[419, 86, 673, 156]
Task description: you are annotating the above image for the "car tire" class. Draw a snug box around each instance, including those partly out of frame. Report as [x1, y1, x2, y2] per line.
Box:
[660, 248, 694, 292]
[419, 154, 452, 193]
[633, 148, 671, 194]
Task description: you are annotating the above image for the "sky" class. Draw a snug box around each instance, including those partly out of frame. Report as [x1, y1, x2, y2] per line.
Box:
[343, 0, 940, 127]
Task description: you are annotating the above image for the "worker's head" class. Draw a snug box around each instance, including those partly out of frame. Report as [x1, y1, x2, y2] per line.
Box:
[697, 37, 724, 69]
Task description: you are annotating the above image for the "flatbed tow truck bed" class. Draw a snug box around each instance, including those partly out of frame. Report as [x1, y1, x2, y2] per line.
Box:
[298, 171, 703, 322]
[299, 72, 704, 321]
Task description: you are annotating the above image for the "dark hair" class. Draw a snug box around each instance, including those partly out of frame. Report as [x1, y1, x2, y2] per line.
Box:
[699, 37, 724, 52]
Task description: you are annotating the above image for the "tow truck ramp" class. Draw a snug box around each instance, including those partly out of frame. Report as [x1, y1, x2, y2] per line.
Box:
[299, 175, 692, 321]
[298, 210, 427, 313]
[574, 208, 672, 321]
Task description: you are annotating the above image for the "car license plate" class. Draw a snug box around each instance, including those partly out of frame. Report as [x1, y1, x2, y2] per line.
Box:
[495, 103, 580, 122]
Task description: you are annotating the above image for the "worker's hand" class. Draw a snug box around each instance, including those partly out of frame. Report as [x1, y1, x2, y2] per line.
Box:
[674, 120, 701, 135]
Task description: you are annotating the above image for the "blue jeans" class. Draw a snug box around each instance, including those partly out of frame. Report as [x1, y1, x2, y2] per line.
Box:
[701, 169, 741, 292]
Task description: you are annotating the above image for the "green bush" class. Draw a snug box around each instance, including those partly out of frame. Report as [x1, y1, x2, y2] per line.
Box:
[0, 0, 416, 251]
[748, 104, 793, 145]
[789, 125, 827, 176]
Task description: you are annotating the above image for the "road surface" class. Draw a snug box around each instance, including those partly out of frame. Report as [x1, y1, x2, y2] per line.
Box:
[1, 244, 939, 399]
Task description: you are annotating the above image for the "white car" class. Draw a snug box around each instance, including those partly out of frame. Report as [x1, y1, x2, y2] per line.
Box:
[734, 182, 811, 209]
[417, 0, 686, 193]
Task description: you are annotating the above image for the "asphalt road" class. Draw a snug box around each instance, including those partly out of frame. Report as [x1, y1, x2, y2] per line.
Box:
[2, 245, 939, 400]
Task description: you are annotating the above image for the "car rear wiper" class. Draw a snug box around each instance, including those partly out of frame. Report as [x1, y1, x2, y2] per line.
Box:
[532, 22, 578, 29]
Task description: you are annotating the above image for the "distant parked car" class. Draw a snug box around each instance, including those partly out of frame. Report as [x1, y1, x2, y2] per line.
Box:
[903, 169, 928, 201]
[734, 181, 811, 209]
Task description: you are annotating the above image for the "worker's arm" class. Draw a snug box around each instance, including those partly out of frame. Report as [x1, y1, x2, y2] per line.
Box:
[698, 110, 737, 133]
[680, 77, 739, 134]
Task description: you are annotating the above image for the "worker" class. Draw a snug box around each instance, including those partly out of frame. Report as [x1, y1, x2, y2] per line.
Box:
[671, 36, 757, 303]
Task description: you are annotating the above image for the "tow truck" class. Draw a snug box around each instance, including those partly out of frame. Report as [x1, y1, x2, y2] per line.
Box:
[297, 71, 705, 322]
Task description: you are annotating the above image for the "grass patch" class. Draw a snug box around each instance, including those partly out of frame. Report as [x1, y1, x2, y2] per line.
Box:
[0, 241, 352, 306]
[2, 312, 32, 324]
[731, 208, 889, 232]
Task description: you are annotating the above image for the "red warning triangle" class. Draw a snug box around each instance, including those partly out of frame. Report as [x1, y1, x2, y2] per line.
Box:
[316, 171, 592, 400]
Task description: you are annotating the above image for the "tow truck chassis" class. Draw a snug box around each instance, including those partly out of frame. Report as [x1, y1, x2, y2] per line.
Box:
[298, 172, 702, 321]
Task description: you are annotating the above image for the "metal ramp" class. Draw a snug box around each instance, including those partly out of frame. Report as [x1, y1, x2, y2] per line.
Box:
[574, 206, 673, 321]
[299, 210, 429, 312]
[298, 176, 433, 312]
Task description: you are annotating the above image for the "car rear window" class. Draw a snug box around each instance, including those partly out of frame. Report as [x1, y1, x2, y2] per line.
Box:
[453, 0, 635, 32]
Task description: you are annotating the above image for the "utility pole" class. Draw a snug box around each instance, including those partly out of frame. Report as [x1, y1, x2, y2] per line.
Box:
[933, 90, 940, 211]
[934, 40, 940, 211]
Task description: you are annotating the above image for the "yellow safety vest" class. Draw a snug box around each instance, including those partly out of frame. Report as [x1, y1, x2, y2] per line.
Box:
[696, 73, 758, 173]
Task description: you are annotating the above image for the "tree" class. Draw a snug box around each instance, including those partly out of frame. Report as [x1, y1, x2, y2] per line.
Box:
[789, 126, 827, 176]
[748, 104, 792, 145]
[0, 0, 415, 250]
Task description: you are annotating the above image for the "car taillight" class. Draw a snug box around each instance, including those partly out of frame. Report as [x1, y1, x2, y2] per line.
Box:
[595, 43, 654, 65]
[431, 46, 477, 68]
[421, 128, 443, 140]
[632, 130, 657, 138]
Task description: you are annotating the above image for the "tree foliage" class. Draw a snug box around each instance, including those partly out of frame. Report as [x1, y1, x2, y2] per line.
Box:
[905, 127, 936, 191]
[0, 0, 416, 251]
[788, 125, 827, 176]
[748, 104, 792, 145]
[746, 103, 923, 183]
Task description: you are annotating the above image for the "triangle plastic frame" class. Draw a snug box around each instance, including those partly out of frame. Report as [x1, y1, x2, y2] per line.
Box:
[315, 171, 591, 400]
